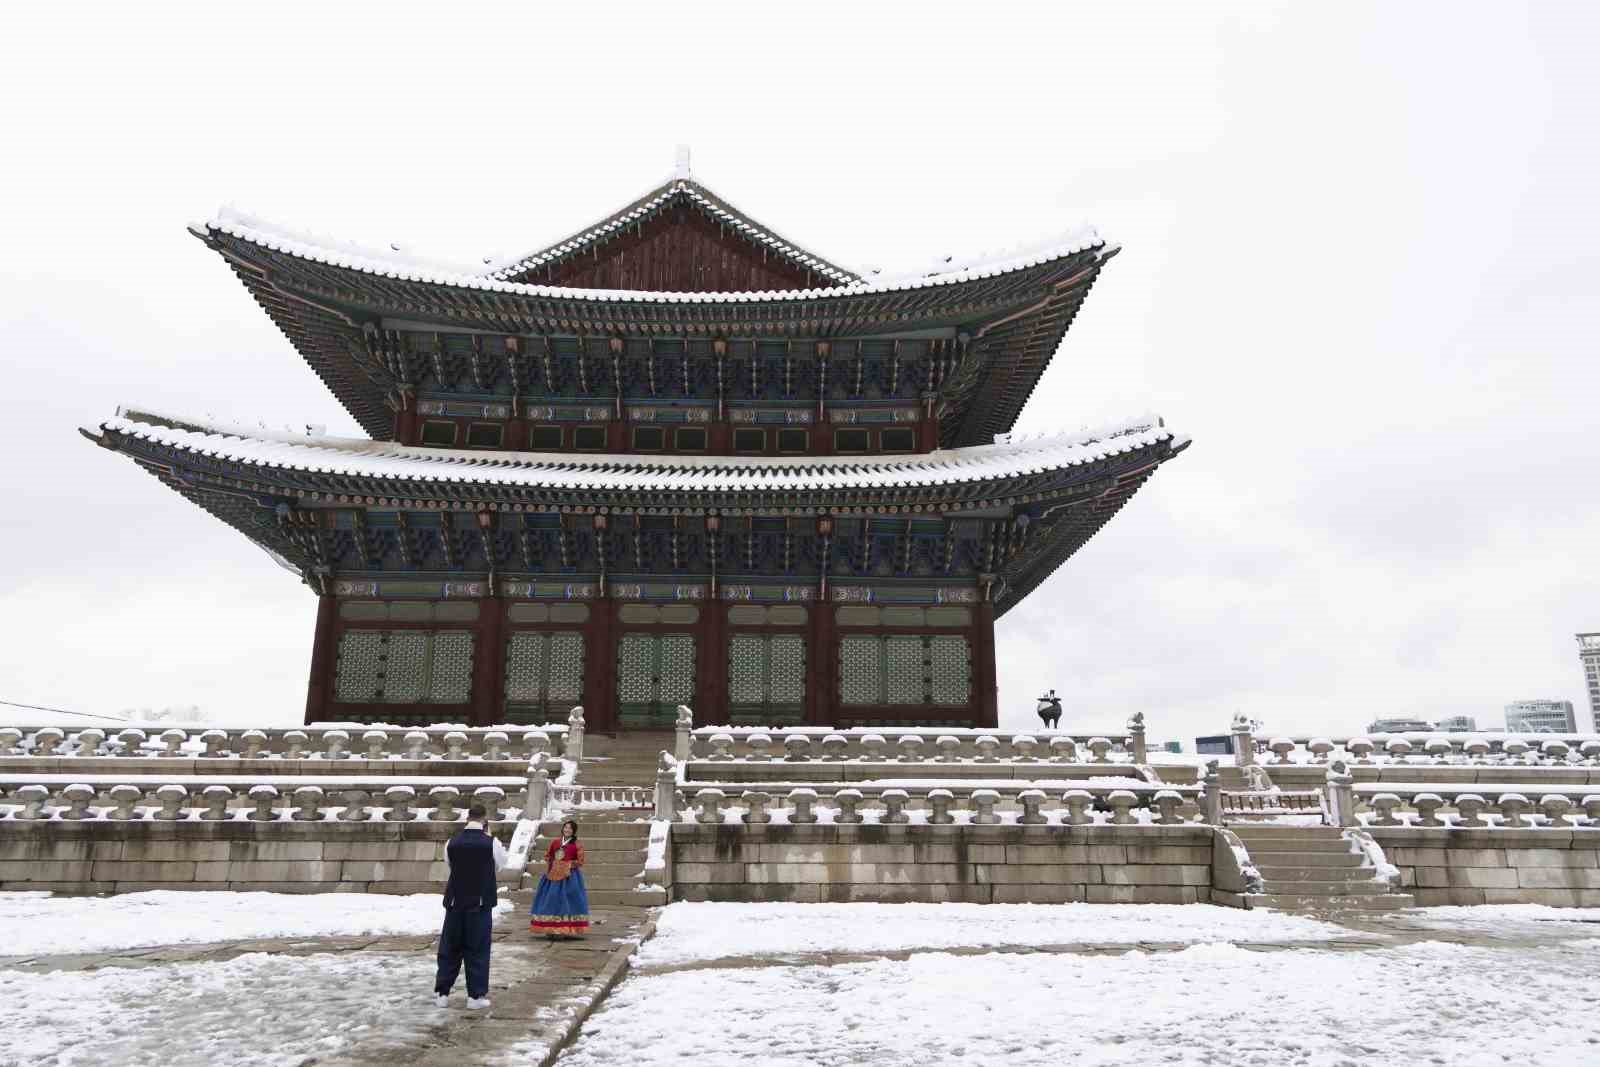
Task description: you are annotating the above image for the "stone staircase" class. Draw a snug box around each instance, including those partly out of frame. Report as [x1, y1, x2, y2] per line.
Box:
[1231, 825, 1414, 911]
[516, 730, 674, 908]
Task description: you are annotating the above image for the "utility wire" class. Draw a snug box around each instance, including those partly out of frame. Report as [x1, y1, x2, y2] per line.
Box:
[0, 699, 133, 724]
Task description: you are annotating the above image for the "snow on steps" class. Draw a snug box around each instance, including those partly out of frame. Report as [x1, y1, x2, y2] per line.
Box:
[1229, 825, 1415, 912]
[519, 813, 666, 907]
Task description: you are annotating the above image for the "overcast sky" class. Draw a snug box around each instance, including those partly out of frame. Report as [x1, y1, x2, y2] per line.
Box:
[2, 2, 1595, 737]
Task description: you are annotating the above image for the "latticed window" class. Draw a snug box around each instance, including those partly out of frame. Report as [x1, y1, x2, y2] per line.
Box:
[837, 634, 971, 705]
[334, 629, 476, 704]
[616, 632, 697, 727]
[728, 633, 806, 724]
[503, 631, 585, 721]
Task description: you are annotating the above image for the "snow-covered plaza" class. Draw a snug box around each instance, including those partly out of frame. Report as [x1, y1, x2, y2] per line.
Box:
[4, 894, 1600, 1066]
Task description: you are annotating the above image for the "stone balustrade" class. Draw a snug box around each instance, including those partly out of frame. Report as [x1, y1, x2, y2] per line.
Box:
[685, 726, 1143, 765]
[1351, 784, 1600, 828]
[0, 776, 526, 822]
[0, 723, 568, 762]
[674, 783, 1194, 827]
[1249, 733, 1600, 768]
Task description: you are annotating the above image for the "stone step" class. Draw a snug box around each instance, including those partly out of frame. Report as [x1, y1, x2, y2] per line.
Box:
[1247, 892, 1415, 912]
[1247, 850, 1363, 867]
[1237, 839, 1356, 855]
[586, 887, 668, 907]
[585, 874, 649, 891]
[1256, 865, 1373, 883]
[1231, 824, 1345, 836]
[1256, 879, 1389, 896]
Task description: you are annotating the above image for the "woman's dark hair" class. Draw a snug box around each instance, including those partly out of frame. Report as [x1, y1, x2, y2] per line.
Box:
[561, 819, 579, 838]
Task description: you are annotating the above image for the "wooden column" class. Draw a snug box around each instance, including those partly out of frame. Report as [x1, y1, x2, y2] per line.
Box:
[700, 600, 727, 726]
[303, 592, 338, 725]
[973, 593, 999, 730]
[584, 595, 616, 734]
[471, 591, 504, 727]
[808, 594, 835, 726]
[391, 404, 417, 446]
[918, 411, 940, 452]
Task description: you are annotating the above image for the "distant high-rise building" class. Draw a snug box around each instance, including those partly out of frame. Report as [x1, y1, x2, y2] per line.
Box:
[1438, 715, 1477, 732]
[1367, 717, 1435, 734]
[1579, 633, 1600, 729]
[1504, 699, 1577, 734]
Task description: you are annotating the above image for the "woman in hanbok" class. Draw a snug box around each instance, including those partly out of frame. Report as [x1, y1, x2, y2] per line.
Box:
[530, 819, 589, 939]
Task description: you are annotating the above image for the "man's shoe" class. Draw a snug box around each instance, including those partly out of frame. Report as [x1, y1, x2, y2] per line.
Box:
[466, 997, 491, 1010]
[433, 993, 449, 1008]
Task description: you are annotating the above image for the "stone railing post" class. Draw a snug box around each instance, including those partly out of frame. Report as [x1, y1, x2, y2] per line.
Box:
[859, 734, 886, 763]
[403, 731, 430, 760]
[1049, 736, 1077, 763]
[158, 729, 187, 757]
[1455, 793, 1488, 827]
[880, 788, 911, 824]
[834, 788, 864, 824]
[61, 783, 96, 820]
[707, 733, 735, 761]
[199, 730, 229, 758]
[323, 730, 350, 760]
[522, 762, 550, 821]
[1229, 714, 1254, 768]
[927, 788, 956, 824]
[0, 728, 22, 755]
[741, 791, 772, 824]
[1128, 712, 1147, 764]
[746, 732, 773, 761]
[896, 735, 926, 763]
[1107, 789, 1139, 825]
[1086, 737, 1112, 764]
[1463, 738, 1490, 762]
[788, 788, 818, 824]
[1062, 789, 1095, 825]
[76, 728, 106, 756]
[482, 731, 510, 762]
[821, 733, 850, 761]
[936, 735, 962, 763]
[971, 789, 1001, 825]
[1011, 735, 1038, 763]
[362, 730, 390, 760]
[154, 784, 188, 820]
[382, 786, 415, 822]
[675, 704, 694, 763]
[442, 731, 468, 761]
[473, 786, 506, 822]
[1369, 793, 1402, 825]
[283, 730, 309, 760]
[1580, 795, 1600, 827]
[1308, 738, 1334, 763]
[116, 729, 148, 757]
[339, 788, 372, 822]
[291, 785, 324, 822]
[17, 784, 49, 819]
[240, 730, 268, 759]
[694, 788, 726, 825]
[248, 785, 279, 821]
[201, 785, 234, 821]
[1152, 790, 1184, 825]
[522, 730, 551, 762]
[566, 706, 585, 763]
[1201, 761, 1224, 825]
[1497, 792, 1532, 828]
[33, 728, 65, 756]
[429, 785, 462, 822]
[654, 753, 678, 822]
[974, 735, 1000, 763]
[1324, 760, 1356, 828]
[1017, 789, 1047, 824]
[1268, 738, 1295, 765]
[1539, 794, 1574, 827]
[109, 784, 143, 820]
[784, 733, 813, 762]
[1413, 793, 1445, 826]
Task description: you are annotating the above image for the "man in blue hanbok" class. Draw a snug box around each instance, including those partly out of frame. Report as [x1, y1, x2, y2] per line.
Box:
[434, 801, 507, 1010]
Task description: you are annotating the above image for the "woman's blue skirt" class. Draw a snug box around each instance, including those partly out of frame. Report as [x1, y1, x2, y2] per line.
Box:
[530, 869, 590, 935]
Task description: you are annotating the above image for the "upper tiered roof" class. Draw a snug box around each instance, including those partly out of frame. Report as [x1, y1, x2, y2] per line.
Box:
[193, 160, 1115, 447]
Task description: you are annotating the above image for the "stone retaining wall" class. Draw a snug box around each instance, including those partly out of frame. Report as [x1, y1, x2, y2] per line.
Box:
[0, 821, 512, 895]
[1369, 828, 1600, 906]
[670, 823, 1214, 904]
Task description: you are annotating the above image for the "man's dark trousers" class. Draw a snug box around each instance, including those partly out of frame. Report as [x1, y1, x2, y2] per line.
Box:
[435, 908, 492, 999]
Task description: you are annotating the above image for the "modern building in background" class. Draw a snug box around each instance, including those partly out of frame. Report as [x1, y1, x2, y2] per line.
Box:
[1579, 633, 1600, 729]
[1367, 718, 1435, 734]
[85, 158, 1187, 731]
[1437, 715, 1477, 732]
[1504, 700, 1577, 734]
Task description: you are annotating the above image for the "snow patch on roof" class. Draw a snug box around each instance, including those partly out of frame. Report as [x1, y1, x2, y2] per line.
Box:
[95, 406, 1175, 495]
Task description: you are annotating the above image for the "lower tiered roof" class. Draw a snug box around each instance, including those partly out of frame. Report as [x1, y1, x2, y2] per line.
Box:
[86, 408, 1187, 613]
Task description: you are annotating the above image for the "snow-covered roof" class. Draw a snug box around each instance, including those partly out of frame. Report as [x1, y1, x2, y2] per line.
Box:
[98, 406, 1181, 497]
[196, 205, 1107, 306]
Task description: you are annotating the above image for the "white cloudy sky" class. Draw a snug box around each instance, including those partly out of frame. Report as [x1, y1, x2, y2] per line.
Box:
[1, 2, 1595, 737]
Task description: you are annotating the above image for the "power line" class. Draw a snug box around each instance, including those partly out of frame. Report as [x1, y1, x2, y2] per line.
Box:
[0, 699, 132, 724]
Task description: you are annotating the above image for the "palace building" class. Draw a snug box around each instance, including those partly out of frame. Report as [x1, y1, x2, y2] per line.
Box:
[86, 157, 1187, 732]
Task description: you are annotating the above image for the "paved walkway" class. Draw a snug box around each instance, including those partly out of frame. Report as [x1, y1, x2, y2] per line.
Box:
[0, 902, 655, 1067]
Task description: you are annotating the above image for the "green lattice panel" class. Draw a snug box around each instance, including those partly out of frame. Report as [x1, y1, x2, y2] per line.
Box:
[616, 634, 655, 704]
[503, 632, 547, 703]
[546, 632, 584, 703]
[384, 632, 428, 703]
[928, 635, 972, 705]
[728, 634, 766, 704]
[839, 635, 880, 705]
[769, 635, 806, 705]
[884, 636, 925, 704]
[658, 634, 696, 704]
[334, 631, 385, 702]
[428, 632, 474, 704]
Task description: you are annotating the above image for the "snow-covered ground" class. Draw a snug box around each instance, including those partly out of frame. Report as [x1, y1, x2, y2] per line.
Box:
[0, 890, 507, 956]
[0, 950, 440, 1067]
[637, 902, 1347, 968]
[559, 903, 1600, 1066]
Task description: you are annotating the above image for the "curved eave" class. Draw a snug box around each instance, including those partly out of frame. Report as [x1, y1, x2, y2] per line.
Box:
[201, 226, 1111, 442]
